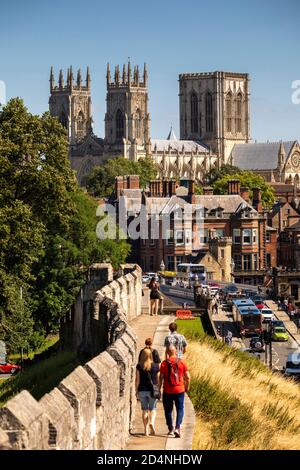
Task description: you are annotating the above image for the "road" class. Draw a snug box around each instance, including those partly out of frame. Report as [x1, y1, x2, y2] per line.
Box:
[160, 283, 296, 371]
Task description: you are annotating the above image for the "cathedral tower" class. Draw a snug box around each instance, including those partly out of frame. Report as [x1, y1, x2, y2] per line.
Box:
[49, 66, 92, 144]
[105, 61, 150, 159]
[179, 71, 250, 164]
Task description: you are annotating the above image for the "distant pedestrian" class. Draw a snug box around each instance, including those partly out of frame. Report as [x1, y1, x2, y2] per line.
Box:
[225, 330, 233, 346]
[164, 322, 187, 359]
[136, 347, 160, 436]
[284, 299, 288, 313]
[138, 338, 161, 364]
[148, 277, 161, 316]
[159, 345, 190, 438]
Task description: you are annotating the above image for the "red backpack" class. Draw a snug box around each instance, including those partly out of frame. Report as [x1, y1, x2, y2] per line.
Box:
[166, 359, 182, 386]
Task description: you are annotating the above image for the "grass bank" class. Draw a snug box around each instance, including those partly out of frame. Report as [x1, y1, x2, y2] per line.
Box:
[185, 338, 300, 450]
[0, 351, 83, 407]
[176, 322, 300, 449]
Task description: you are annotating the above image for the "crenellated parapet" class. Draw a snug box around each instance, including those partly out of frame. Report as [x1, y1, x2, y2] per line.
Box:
[50, 66, 91, 93]
[106, 61, 147, 89]
[0, 263, 145, 450]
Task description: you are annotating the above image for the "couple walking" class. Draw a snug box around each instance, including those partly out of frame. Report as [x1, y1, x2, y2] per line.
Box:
[135, 324, 190, 438]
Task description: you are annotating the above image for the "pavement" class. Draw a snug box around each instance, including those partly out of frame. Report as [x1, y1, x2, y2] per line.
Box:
[126, 314, 195, 451]
[266, 300, 300, 347]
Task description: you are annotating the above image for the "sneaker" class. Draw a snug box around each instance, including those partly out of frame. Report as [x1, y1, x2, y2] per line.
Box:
[174, 428, 181, 438]
[167, 430, 175, 437]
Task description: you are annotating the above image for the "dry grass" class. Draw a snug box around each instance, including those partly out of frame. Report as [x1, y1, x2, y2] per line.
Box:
[185, 338, 300, 450]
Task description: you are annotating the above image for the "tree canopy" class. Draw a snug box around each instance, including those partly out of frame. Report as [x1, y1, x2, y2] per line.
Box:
[204, 164, 241, 185]
[0, 98, 130, 349]
[83, 156, 158, 197]
[212, 170, 275, 208]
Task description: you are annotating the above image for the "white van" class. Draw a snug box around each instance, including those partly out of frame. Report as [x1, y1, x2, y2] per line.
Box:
[284, 352, 300, 377]
[260, 308, 274, 323]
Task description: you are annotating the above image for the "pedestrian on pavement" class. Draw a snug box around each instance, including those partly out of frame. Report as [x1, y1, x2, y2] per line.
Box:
[225, 330, 233, 346]
[148, 277, 161, 316]
[159, 345, 190, 438]
[283, 298, 288, 313]
[164, 322, 187, 359]
[138, 337, 161, 364]
[277, 299, 281, 310]
[136, 347, 160, 436]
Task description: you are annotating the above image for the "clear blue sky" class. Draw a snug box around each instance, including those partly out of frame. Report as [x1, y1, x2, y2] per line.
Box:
[1, 0, 300, 141]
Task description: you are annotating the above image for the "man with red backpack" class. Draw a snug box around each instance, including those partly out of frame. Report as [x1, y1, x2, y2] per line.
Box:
[158, 344, 190, 438]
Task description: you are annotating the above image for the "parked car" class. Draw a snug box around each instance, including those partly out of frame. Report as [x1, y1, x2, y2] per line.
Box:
[142, 274, 150, 283]
[272, 326, 289, 342]
[271, 319, 285, 329]
[283, 352, 300, 378]
[0, 362, 21, 374]
[223, 283, 239, 293]
[250, 335, 265, 352]
[147, 272, 159, 281]
[260, 308, 274, 323]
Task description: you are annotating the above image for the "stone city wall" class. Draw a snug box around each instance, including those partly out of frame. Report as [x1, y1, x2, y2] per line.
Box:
[0, 263, 144, 449]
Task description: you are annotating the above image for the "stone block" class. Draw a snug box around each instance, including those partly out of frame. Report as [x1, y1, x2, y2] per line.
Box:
[58, 366, 97, 450]
[40, 387, 76, 449]
[0, 390, 49, 450]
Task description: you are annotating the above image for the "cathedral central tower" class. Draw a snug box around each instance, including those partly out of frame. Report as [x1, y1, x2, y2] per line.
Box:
[105, 61, 150, 159]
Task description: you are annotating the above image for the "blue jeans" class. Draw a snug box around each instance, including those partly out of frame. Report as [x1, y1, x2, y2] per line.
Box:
[162, 392, 185, 431]
[138, 391, 157, 411]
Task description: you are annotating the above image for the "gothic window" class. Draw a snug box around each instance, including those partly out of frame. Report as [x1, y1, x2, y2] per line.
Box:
[116, 109, 124, 140]
[77, 111, 85, 134]
[60, 112, 68, 129]
[206, 92, 213, 133]
[225, 92, 232, 133]
[191, 93, 198, 133]
[236, 93, 243, 133]
[136, 109, 141, 139]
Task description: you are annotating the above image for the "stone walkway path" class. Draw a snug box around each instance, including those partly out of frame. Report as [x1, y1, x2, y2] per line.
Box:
[126, 314, 195, 450]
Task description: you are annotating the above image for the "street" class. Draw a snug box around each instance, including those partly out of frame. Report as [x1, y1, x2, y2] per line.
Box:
[161, 284, 299, 371]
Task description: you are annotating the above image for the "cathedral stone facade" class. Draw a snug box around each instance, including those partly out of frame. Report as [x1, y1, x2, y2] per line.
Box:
[105, 62, 151, 160]
[179, 71, 250, 162]
[48, 65, 299, 187]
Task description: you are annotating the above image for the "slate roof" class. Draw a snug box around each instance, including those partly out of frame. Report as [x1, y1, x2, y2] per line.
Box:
[151, 139, 208, 153]
[232, 141, 295, 170]
[194, 195, 256, 214]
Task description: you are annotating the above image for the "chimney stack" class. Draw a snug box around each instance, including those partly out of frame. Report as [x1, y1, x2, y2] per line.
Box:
[127, 175, 140, 190]
[115, 176, 125, 199]
[228, 179, 241, 195]
[203, 186, 214, 195]
[252, 187, 262, 212]
[240, 187, 250, 202]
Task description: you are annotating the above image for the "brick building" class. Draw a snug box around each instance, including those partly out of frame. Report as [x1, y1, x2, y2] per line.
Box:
[113, 177, 274, 285]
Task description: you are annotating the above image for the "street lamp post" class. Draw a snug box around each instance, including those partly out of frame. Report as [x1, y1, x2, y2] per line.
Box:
[160, 260, 165, 285]
[230, 259, 235, 283]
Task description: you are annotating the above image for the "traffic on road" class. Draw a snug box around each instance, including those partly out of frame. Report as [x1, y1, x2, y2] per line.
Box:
[145, 270, 300, 380]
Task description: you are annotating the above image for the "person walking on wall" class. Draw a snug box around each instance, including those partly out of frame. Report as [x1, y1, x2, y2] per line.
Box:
[148, 277, 161, 316]
[164, 322, 188, 359]
[159, 345, 190, 438]
[136, 347, 160, 436]
[138, 337, 161, 364]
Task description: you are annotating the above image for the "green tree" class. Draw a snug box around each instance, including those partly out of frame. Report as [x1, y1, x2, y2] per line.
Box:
[0, 271, 34, 353]
[0, 98, 130, 341]
[204, 164, 241, 185]
[83, 156, 158, 197]
[212, 171, 275, 208]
